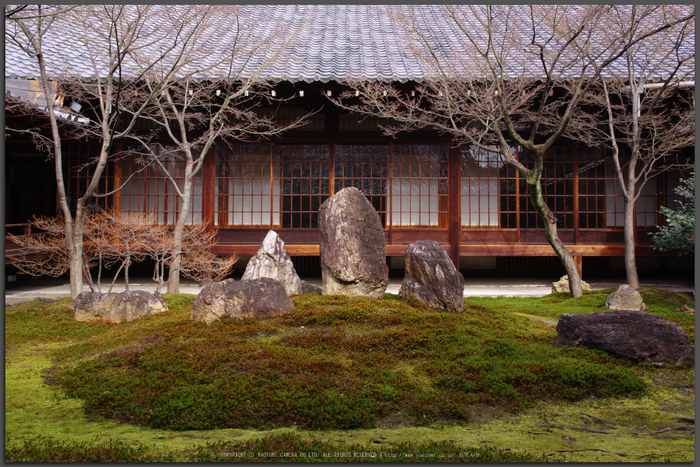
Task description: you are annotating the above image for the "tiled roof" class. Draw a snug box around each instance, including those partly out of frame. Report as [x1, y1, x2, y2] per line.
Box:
[5, 5, 695, 84]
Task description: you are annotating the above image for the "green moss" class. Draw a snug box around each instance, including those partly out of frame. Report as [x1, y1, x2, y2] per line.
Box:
[5, 290, 694, 462]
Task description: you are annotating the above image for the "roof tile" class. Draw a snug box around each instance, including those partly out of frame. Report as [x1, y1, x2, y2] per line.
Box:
[5, 5, 694, 84]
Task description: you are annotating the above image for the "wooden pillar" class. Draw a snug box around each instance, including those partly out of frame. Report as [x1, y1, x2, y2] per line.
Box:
[574, 255, 583, 277]
[113, 155, 122, 213]
[573, 146, 579, 245]
[448, 145, 461, 268]
[202, 146, 215, 232]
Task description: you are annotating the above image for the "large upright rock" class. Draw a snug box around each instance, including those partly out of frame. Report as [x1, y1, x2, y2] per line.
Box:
[606, 284, 646, 311]
[318, 187, 389, 299]
[73, 291, 167, 324]
[554, 310, 694, 366]
[191, 277, 294, 325]
[242, 230, 302, 295]
[399, 240, 464, 312]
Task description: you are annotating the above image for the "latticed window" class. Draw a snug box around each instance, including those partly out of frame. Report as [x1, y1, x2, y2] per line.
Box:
[578, 146, 658, 228]
[66, 144, 112, 213]
[460, 146, 518, 228]
[277, 145, 330, 229]
[120, 146, 202, 224]
[334, 144, 389, 226]
[390, 144, 449, 227]
[577, 145, 608, 229]
[520, 147, 575, 229]
[215, 144, 279, 227]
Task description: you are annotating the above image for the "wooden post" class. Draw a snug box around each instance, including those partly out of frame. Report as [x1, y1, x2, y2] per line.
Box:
[449, 145, 461, 268]
[113, 150, 122, 213]
[573, 146, 579, 245]
[202, 146, 215, 233]
[574, 255, 583, 278]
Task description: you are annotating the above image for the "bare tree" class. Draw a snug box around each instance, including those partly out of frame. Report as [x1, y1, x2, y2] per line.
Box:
[179, 228, 240, 288]
[138, 219, 239, 294]
[8, 213, 115, 293]
[5, 5, 176, 299]
[334, 5, 694, 296]
[8, 210, 238, 295]
[566, 6, 694, 289]
[128, 5, 312, 293]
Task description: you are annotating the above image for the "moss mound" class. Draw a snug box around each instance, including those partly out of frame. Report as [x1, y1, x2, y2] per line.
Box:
[46, 293, 650, 431]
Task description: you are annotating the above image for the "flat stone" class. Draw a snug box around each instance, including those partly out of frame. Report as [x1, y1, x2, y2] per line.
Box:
[300, 279, 322, 294]
[606, 284, 646, 311]
[191, 277, 294, 324]
[554, 310, 694, 366]
[318, 187, 388, 298]
[73, 291, 167, 324]
[399, 240, 464, 312]
[242, 230, 302, 295]
[676, 305, 695, 315]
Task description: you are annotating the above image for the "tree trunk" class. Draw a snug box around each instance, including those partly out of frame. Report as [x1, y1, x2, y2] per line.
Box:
[68, 208, 88, 299]
[166, 170, 193, 295]
[526, 178, 584, 297]
[623, 195, 640, 289]
[167, 240, 182, 294]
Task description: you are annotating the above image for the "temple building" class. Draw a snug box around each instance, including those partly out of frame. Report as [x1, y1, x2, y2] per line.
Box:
[5, 5, 694, 277]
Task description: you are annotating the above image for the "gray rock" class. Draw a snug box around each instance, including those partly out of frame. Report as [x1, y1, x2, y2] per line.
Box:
[606, 284, 646, 311]
[554, 310, 694, 366]
[551, 275, 592, 294]
[191, 277, 294, 324]
[73, 291, 167, 324]
[318, 187, 389, 299]
[300, 279, 322, 294]
[399, 240, 464, 312]
[242, 230, 302, 295]
[676, 305, 695, 315]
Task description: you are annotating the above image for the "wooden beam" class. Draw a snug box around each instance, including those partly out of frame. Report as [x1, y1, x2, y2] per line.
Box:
[458, 244, 628, 257]
[213, 242, 672, 258]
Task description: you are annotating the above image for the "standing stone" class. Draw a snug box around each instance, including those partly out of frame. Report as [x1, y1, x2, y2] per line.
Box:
[399, 240, 464, 312]
[318, 187, 389, 299]
[554, 310, 694, 366]
[606, 284, 646, 311]
[242, 230, 302, 295]
[73, 291, 167, 324]
[191, 277, 294, 325]
[552, 275, 592, 294]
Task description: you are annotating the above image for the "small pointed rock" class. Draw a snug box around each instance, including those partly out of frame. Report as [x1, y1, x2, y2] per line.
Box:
[242, 230, 302, 296]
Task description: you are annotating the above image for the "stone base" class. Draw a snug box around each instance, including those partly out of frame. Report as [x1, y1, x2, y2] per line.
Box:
[73, 291, 167, 324]
[554, 310, 694, 366]
[191, 278, 294, 324]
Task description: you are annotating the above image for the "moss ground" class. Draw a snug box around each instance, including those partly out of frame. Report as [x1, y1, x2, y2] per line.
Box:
[5, 289, 695, 462]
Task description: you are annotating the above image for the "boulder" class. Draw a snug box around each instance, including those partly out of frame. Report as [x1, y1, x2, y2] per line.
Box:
[399, 240, 464, 312]
[191, 277, 294, 324]
[551, 275, 592, 294]
[606, 284, 646, 311]
[554, 310, 694, 366]
[318, 187, 389, 299]
[242, 230, 302, 295]
[73, 291, 167, 324]
[300, 280, 322, 294]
